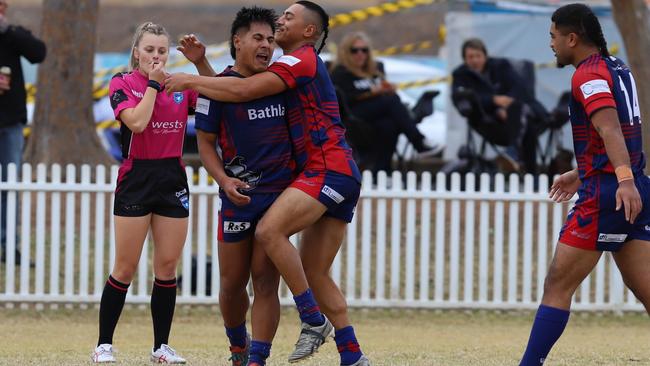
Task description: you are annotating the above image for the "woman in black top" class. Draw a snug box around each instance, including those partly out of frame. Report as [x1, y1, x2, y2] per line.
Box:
[330, 32, 438, 173]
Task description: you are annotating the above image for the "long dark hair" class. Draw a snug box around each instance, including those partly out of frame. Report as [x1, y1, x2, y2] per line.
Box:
[296, 0, 329, 54]
[551, 3, 609, 57]
[229, 6, 278, 59]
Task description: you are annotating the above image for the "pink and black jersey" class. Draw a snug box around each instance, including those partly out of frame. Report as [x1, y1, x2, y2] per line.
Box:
[268, 44, 361, 182]
[109, 71, 198, 160]
[569, 54, 644, 180]
[194, 68, 295, 193]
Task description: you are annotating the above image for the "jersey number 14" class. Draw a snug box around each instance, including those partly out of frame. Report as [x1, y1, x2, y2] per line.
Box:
[619, 72, 641, 124]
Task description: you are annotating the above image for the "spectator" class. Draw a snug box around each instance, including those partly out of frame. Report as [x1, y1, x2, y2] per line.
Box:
[330, 31, 440, 174]
[451, 38, 547, 174]
[0, 0, 46, 265]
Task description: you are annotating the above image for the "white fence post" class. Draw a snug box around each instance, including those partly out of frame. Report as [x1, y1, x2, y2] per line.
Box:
[507, 174, 520, 305]
[405, 172, 417, 302]
[478, 173, 490, 303]
[79, 165, 91, 297]
[449, 173, 461, 303]
[522, 174, 534, 304]
[434, 172, 446, 303]
[196, 168, 209, 298]
[463, 173, 475, 304]
[5, 163, 17, 296]
[374, 171, 388, 301]
[64, 164, 76, 298]
[19, 163, 32, 296]
[536, 174, 549, 303]
[50, 164, 62, 299]
[35, 164, 47, 296]
[389, 171, 402, 300]
[360, 171, 373, 301]
[493, 173, 505, 303]
[419, 172, 432, 302]
[94, 165, 107, 297]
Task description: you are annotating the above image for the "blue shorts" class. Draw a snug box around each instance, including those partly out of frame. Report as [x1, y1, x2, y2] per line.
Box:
[559, 174, 650, 251]
[218, 192, 281, 243]
[289, 170, 361, 223]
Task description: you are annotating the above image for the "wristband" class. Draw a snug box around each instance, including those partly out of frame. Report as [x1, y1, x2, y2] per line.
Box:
[147, 80, 162, 92]
[615, 165, 633, 183]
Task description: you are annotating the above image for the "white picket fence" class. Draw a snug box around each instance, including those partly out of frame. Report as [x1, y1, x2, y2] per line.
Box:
[0, 163, 643, 311]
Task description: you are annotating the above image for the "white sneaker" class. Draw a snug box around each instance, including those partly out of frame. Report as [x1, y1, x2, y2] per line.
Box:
[151, 344, 187, 364]
[91, 343, 116, 363]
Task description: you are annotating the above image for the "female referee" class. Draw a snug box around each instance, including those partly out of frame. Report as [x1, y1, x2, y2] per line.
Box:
[92, 22, 196, 364]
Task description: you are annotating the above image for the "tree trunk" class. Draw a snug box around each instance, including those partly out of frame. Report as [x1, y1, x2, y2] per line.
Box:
[25, 0, 113, 167]
[611, 0, 650, 174]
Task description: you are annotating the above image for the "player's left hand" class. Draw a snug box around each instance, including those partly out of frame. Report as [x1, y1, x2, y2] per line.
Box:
[164, 73, 191, 94]
[616, 180, 642, 223]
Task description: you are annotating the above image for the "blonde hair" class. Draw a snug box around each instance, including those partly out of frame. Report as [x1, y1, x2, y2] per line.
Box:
[334, 32, 380, 78]
[129, 22, 170, 70]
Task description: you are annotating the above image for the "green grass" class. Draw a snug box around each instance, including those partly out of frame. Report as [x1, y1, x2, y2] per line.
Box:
[0, 307, 648, 365]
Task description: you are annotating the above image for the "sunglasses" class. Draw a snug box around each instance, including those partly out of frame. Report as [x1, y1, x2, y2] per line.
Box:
[350, 47, 369, 54]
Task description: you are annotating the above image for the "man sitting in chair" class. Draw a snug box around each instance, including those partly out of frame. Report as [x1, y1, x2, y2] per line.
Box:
[451, 38, 548, 174]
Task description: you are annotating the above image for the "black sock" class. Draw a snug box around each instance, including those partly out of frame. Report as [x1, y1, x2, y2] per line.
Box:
[98, 275, 130, 346]
[151, 278, 177, 350]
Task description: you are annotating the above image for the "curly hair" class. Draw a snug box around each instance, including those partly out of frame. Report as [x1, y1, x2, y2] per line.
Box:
[230, 6, 278, 59]
[551, 3, 609, 57]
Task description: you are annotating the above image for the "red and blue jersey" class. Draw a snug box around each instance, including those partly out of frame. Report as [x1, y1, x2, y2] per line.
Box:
[569, 54, 644, 180]
[109, 71, 197, 160]
[194, 67, 295, 193]
[268, 44, 361, 182]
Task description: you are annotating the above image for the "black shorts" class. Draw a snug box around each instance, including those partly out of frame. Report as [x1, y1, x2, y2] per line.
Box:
[114, 158, 190, 218]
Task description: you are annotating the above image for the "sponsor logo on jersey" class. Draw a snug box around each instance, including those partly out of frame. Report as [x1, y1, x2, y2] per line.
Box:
[579, 79, 610, 100]
[223, 221, 251, 233]
[645, 225, 650, 232]
[131, 89, 144, 99]
[597, 233, 627, 243]
[570, 230, 591, 240]
[173, 92, 184, 104]
[275, 55, 301, 67]
[224, 156, 261, 191]
[151, 120, 185, 134]
[321, 185, 344, 204]
[179, 195, 189, 210]
[247, 104, 286, 120]
[196, 97, 210, 115]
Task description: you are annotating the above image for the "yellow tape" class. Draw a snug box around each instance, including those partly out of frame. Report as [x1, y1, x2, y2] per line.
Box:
[330, 0, 437, 27]
[376, 41, 433, 56]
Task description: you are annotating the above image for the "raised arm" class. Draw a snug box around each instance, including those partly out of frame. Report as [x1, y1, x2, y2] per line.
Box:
[177, 34, 217, 77]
